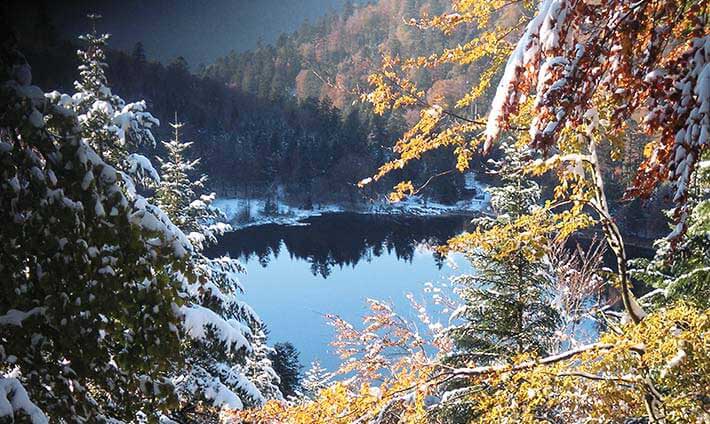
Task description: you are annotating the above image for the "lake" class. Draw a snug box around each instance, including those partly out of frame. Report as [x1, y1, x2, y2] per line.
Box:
[206, 212, 655, 371]
[205, 212, 476, 370]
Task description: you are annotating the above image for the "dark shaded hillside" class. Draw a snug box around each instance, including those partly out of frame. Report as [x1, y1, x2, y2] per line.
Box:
[3, 0, 472, 206]
[1, 0, 670, 238]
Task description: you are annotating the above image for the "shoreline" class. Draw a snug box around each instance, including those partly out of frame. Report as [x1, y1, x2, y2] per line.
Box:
[213, 195, 491, 230]
[213, 197, 661, 251]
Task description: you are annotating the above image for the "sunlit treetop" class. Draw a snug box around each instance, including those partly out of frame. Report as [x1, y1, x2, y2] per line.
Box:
[363, 0, 709, 244]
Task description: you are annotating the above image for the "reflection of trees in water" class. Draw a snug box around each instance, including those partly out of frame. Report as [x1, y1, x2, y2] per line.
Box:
[205, 213, 474, 278]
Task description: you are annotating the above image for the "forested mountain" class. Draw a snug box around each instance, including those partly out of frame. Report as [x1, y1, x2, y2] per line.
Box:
[204, 0, 484, 111]
[5, 0, 667, 230]
[202, 0, 670, 238]
[4, 0, 473, 207]
[203, 0, 487, 202]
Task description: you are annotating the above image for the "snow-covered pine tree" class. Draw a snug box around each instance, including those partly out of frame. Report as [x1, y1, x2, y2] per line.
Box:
[68, 25, 278, 416]
[245, 326, 283, 402]
[300, 360, 330, 400]
[153, 116, 282, 419]
[0, 36, 191, 422]
[69, 16, 159, 187]
[154, 118, 194, 227]
[154, 116, 228, 244]
[447, 141, 561, 364]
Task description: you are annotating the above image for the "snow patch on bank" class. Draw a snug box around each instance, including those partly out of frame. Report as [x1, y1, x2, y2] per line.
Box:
[213, 198, 344, 229]
[367, 194, 490, 216]
[367, 171, 491, 216]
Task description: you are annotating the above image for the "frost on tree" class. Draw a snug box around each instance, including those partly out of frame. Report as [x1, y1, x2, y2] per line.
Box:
[0, 38, 189, 421]
[300, 361, 331, 400]
[244, 326, 284, 403]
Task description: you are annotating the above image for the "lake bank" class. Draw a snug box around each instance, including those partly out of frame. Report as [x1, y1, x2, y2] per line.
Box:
[213, 194, 491, 230]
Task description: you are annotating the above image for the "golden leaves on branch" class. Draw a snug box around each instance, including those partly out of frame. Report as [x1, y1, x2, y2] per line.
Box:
[362, 55, 423, 115]
[408, 0, 522, 34]
[444, 204, 593, 261]
[233, 304, 709, 423]
[362, 100, 484, 198]
[235, 365, 433, 424]
[401, 26, 514, 71]
[450, 304, 709, 423]
[364, 0, 707, 242]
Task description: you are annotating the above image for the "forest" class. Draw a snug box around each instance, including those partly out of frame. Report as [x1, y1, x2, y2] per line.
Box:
[0, 0, 708, 423]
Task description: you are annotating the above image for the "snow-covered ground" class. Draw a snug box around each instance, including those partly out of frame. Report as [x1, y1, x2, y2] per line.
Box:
[213, 198, 345, 229]
[366, 193, 490, 216]
[215, 173, 491, 229]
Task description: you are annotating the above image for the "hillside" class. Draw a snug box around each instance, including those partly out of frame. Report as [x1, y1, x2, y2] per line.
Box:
[6, 1, 477, 207]
[203, 0, 488, 111]
[202, 0, 669, 239]
[4, 0, 669, 236]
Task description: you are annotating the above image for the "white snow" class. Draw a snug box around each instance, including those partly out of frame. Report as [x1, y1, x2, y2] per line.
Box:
[0, 378, 48, 423]
[215, 175, 489, 229]
[660, 349, 687, 378]
[179, 305, 250, 353]
[126, 153, 161, 182]
[485, 0, 557, 147]
[368, 193, 490, 216]
[214, 195, 491, 229]
[203, 380, 244, 410]
[213, 198, 344, 229]
[0, 308, 46, 327]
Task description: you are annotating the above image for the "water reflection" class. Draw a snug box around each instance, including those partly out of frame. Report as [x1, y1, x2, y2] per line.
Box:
[206, 213, 476, 278]
[205, 213, 654, 369]
[205, 213, 475, 368]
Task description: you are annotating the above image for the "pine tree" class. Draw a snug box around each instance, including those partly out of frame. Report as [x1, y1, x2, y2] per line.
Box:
[245, 326, 283, 402]
[435, 142, 562, 421]
[154, 118, 199, 229]
[154, 116, 232, 246]
[269, 342, 303, 399]
[300, 361, 330, 400]
[69, 16, 159, 182]
[132, 41, 147, 64]
[448, 141, 561, 364]
[0, 33, 189, 422]
[154, 116, 282, 418]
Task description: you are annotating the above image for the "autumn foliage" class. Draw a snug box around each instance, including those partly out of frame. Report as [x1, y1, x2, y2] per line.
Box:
[232, 0, 708, 422]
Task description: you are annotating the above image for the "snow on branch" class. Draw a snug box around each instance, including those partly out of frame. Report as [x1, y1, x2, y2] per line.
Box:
[179, 305, 251, 353]
[127, 153, 161, 183]
[0, 378, 48, 423]
[0, 308, 46, 327]
[451, 342, 615, 377]
[484, 0, 567, 151]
